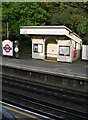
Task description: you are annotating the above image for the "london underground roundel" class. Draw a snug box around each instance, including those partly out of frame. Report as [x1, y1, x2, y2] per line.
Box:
[2, 40, 13, 56]
[3, 44, 12, 53]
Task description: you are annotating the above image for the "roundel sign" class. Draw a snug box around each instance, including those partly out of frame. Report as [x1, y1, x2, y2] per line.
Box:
[3, 44, 12, 53]
[2, 40, 13, 56]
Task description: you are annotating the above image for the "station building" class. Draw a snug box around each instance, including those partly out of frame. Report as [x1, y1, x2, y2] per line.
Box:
[20, 26, 82, 63]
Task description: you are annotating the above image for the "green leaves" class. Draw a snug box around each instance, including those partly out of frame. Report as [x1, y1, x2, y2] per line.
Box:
[50, 3, 87, 44]
[2, 2, 50, 39]
[2, 2, 88, 44]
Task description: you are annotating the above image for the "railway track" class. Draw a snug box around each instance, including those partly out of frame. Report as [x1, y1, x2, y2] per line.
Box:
[3, 89, 88, 120]
[3, 90, 65, 120]
[2, 76, 88, 120]
[3, 75, 88, 105]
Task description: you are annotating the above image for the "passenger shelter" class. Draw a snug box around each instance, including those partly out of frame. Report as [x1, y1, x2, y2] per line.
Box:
[20, 26, 82, 63]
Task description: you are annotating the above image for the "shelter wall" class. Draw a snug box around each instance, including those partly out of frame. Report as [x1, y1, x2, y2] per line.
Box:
[57, 40, 72, 63]
[32, 38, 45, 59]
[72, 41, 81, 61]
[47, 43, 57, 58]
[31, 37, 82, 63]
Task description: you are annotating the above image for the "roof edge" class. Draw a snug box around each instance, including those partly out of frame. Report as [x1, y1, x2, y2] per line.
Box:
[20, 26, 81, 40]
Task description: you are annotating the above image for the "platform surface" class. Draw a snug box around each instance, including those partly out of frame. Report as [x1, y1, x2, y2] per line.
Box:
[0, 56, 88, 79]
[1, 101, 47, 120]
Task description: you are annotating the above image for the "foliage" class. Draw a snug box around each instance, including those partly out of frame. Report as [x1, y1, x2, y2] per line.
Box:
[2, 2, 50, 40]
[2, 2, 88, 44]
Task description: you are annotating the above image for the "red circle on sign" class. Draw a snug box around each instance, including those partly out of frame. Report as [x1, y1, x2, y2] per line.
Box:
[3, 44, 12, 53]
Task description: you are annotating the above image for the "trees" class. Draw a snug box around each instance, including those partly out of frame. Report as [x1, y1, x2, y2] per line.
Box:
[2, 2, 88, 44]
[49, 2, 88, 44]
[2, 2, 50, 40]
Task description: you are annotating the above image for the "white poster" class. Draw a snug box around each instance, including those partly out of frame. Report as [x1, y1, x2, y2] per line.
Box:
[38, 44, 43, 53]
[59, 46, 70, 56]
[2, 40, 13, 56]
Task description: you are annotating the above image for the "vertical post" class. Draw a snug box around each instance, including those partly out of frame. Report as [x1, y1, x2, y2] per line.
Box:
[7, 22, 9, 39]
[14, 40, 19, 58]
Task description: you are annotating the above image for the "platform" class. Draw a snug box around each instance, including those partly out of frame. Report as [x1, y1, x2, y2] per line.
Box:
[0, 56, 88, 79]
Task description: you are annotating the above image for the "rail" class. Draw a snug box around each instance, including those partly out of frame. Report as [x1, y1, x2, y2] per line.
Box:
[2, 76, 88, 120]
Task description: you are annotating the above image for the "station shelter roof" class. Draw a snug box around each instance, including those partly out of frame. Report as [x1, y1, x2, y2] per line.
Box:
[20, 26, 82, 44]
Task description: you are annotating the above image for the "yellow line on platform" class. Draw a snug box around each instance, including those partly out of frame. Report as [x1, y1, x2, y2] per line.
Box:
[2, 104, 38, 119]
[44, 59, 57, 63]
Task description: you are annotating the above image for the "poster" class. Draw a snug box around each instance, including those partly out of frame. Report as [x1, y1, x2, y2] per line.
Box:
[33, 44, 43, 53]
[59, 46, 70, 56]
[38, 44, 43, 53]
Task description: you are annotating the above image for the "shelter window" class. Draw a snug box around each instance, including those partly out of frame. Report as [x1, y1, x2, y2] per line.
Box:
[59, 46, 70, 56]
[33, 44, 43, 53]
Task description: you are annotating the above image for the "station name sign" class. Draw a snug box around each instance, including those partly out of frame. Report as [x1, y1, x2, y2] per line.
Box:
[2, 39, 13, 56]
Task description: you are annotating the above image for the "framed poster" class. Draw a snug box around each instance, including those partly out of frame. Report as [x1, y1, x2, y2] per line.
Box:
[33, 44, 43, 53]
[38, 44, 43, 53]
[59, 46, 70, 56]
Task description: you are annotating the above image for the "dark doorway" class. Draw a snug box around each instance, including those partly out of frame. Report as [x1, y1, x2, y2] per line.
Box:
[19, 35, 32, 59]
